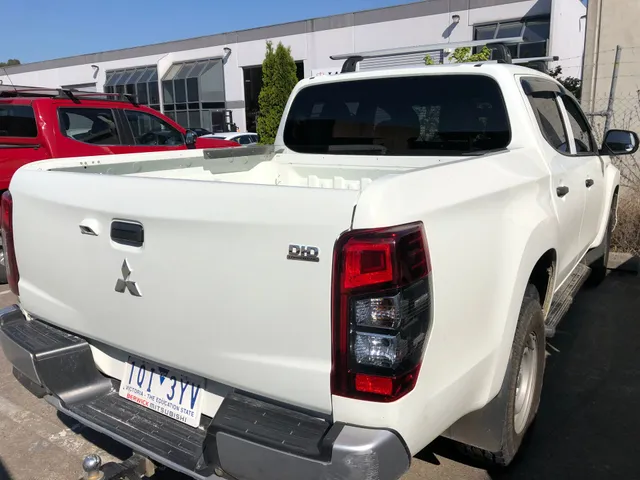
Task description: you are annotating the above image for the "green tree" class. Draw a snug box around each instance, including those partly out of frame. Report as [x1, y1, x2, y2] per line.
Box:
[449, 46, 491, 63]
[0, 59, 20, 68]
[257, 41, 299, 144]
[425, 46, 491, 65]
[547, 65, 582, 99]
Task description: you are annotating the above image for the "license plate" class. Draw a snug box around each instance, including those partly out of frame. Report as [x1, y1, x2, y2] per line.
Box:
[118, 356, 205, 428]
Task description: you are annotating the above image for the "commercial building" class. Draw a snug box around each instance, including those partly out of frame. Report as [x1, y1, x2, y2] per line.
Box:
[0, 0, 586, 133]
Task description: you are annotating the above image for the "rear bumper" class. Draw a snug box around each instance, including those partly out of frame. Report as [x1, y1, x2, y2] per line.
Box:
[0, 305, 411, 480]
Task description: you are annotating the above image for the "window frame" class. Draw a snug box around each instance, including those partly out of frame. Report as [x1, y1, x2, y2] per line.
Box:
[104, 66, 159, 109]
[57, 107, 123, 146]
[520, 78, 570, 154]
[473, 16, 550, 60]
[520, 76, 599, 158]
[557, 93, 598, 156]
[122, 109, 185, 147]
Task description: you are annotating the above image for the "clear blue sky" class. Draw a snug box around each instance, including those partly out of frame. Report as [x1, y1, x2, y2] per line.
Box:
[3, 0, 415, 64]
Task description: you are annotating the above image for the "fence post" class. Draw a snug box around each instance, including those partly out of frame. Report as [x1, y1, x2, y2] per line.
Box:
[603, 45, 622, 133]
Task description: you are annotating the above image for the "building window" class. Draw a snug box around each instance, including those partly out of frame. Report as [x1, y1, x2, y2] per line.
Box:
[243, 61, 304, 133]
[473, 17, 550, 59]
[161, 58, 226, 131]
[104, 66, 160, 110]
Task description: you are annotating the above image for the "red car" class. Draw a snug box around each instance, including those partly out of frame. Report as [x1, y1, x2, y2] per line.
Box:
[0, 86, 238, 190]
[0, 86, 238, 282]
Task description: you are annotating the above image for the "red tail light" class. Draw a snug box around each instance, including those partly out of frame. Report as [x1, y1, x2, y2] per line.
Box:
[332, 222, 432, 402]
[1, 191, 19, 295]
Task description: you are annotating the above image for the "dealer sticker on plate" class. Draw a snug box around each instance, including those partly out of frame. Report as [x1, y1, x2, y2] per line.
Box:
[119, 356, 205, 428]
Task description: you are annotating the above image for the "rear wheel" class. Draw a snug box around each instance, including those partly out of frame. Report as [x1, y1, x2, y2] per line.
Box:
[459, 285, 546, 467]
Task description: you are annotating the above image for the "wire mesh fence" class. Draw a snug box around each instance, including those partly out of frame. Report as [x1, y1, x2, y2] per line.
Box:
[578, 44, 640, 256]
[584, 93, 640, 256]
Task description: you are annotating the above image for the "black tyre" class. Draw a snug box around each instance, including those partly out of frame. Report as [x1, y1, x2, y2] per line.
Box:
[586, 203, 614, 287]
[459, 284, 546, 467]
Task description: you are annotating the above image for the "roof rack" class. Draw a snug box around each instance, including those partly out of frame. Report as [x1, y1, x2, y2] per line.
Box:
[0, 84, 139, 106]
[330, 37, 556, 73]
[513, 55, 560, 72]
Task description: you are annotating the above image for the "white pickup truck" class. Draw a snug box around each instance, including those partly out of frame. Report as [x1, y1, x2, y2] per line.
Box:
[0, 63, 637, 480]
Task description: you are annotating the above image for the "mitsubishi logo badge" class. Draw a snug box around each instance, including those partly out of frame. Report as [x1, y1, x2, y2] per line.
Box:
[115, 259, 142, 297]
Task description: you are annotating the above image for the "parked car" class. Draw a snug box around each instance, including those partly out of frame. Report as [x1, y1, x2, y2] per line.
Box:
[0, 86, 238, 283]
[202, 131, 259, 145]
[0, 63, 635, 480]
[189, 127, 212, 136]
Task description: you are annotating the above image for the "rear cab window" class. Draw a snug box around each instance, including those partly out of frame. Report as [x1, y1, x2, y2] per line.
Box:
[283, 74, 511, 156]
[0, 104, 38, 139]
[58, 107, 121, 145]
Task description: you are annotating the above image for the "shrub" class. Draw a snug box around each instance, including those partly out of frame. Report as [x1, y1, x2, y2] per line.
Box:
[611, 190, 640, 256]
[257, 41, 299, 144]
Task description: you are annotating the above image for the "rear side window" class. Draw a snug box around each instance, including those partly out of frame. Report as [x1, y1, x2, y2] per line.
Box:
[283, 74, 511, 156]
[521, 78, 569, 153]
[0, 105, 37, 137]
[560, 95, 595, 153]
[59, 108, 121, 145]
[523, 91, 568, 152]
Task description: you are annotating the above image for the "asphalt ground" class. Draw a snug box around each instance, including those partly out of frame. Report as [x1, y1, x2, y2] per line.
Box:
[1, 257, 639, 480]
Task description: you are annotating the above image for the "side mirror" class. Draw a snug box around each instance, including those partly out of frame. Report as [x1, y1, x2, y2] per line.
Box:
[601, 129, 639, 156]
[185, 130, 197, 150]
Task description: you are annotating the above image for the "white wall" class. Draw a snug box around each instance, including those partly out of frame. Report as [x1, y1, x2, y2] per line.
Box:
[1, 0, 581, 133]
[0, 53, 165, 91]
[549, 0, 587, 78]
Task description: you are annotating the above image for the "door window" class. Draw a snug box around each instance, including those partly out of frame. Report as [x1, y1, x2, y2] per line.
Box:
[124, 110, 184, 146]
[59, 108, 121, 145]
[559, 95, 596, 154]
[236, 135, 252, 145]
[521, 79, 568, 152]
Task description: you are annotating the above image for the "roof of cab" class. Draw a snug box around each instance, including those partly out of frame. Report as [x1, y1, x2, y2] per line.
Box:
[304, 62, 552, 86]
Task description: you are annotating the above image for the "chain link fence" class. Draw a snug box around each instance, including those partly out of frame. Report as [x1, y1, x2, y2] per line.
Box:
[581, 47, 640, 256]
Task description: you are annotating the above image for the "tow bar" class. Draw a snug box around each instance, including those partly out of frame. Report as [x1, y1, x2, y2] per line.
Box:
[81, 453, 156, 480]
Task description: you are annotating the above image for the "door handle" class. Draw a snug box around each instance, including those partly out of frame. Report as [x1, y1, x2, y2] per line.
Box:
[556, 186, 570, 197]
[585, 178, 594, 188]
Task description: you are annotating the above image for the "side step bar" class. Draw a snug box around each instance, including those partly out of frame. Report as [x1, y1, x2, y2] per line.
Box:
[545, 263, 591, 337]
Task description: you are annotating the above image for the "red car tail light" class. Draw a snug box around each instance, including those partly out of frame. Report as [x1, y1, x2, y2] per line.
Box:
[332, 222, 432, 402]
[1, 191, 19, 295]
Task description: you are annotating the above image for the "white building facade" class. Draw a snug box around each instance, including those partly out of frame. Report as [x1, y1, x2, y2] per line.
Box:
[0, 0, 586, 133]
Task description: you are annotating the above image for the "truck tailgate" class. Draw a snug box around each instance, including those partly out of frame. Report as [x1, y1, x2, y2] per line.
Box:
[11, 170, 359, 414]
